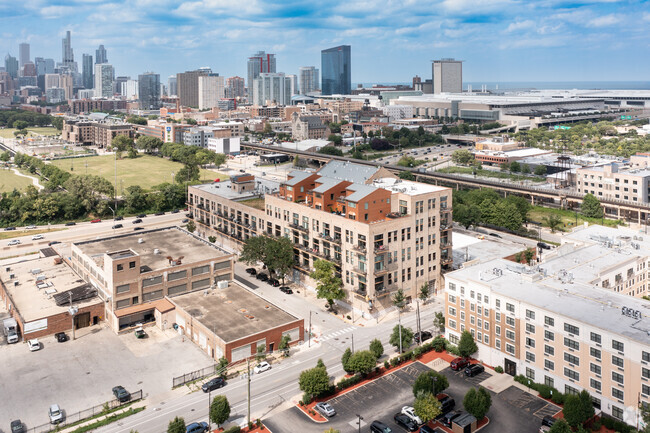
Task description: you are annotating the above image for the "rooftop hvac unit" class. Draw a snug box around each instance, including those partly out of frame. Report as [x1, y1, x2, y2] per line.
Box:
[153, 249, 160, 255]
[5, 267, 10, 272]
[138, 238, 144, 244]
[30, 268, 41, 275]
[9, 273, 14, 279]
[217, 281, 228, 289]
[13, 281, 18, 286]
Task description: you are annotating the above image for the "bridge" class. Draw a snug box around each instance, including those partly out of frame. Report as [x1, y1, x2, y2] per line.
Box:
[241, 142, 650, 224]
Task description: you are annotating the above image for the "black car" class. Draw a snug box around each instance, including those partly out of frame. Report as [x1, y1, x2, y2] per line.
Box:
[137, 214, 146, 218]
[112, 224, 123, 229]
[370, 421, 392, 433]
[437, 394, 456, 414]
[114, 216, 124, 221]
[440, 410, 461, 427]
[256, 273, 269, 281]
[185, 422, 209, 433]
[245, 268, 257, 275]
[488, 232, 501, 238]
[112, 386, 131, 403]
[4, 226, 15, 231]
[48, 241, 61, 246]
[132, 219, 143, 224]
[542, 416, 556, 427]
[201, 377, 226, 392]
[419, 426, 435, 433]
[133, 227, 145, 231]
[155, 211, 165, 216]
[537, 242, 551, 250]
[393, 413, 418, 432]
[65, 222, 76, 226]
[171, 209, 180, 214]
[10, 419, 24, 433]
[414, 330, 433, 343]
[279, 286, 293, 294]
[465, 364, 485, 377]
[268, 278, 280, 287]
[55, 332, 68, 343]
[182, 218, 189, 223]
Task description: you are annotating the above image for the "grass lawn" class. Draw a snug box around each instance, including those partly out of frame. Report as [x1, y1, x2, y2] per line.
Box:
[439, 166, 547, 183]
[0, 168, 35, 192]
[50, 155, 226, 190]
[528, 205, 622, 230]
[0, 127, 60, 138]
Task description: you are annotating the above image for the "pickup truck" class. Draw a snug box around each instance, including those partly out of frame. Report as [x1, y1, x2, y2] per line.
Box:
[3, 318, 19, 344]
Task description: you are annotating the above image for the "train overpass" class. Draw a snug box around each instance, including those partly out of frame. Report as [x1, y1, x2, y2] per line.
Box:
[241, 142, 650, 224]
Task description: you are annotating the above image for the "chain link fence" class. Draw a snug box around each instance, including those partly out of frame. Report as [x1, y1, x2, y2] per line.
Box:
[173, 364, 223, 388]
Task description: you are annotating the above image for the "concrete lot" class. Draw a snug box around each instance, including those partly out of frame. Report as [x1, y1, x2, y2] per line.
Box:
[0, 323, 213, 430]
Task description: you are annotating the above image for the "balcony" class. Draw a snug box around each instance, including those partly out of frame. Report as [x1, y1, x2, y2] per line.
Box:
[440, 223, 452, 231]
[352, 244, 367, 254]
[374, 267, 389, 276]
[441, 255, 453, 265]
[441, 240, 452, 248]
[331, 235, 342, 245]
[289, 223, 308, 233]
[374, 245, 388, 254]
[440, 206, 452, 213]
[293, 243, 311, 253]
[352, 266, 367, 275]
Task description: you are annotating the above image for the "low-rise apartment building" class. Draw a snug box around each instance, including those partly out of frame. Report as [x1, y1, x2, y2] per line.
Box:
[62, 118, 134, 147]
[576, 163, 650, 204]
[188, 161, 452, 313]
[445, 225, 650, 426]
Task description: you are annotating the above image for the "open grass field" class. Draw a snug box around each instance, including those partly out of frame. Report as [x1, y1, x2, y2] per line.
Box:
[0, 168, 35, 192]
[528, 205, 621, 230]
[50, 154, 227, 190]
[0, 127, 61, 138]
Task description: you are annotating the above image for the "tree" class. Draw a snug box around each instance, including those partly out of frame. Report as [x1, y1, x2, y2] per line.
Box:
[136, 135, 163, 154]
[399, 171, 415, 180]
[186, 220, 196, 233]
[419, 283, 430, 302]
[369, 339, 384, 359]
[544, 214, 563, 233]
[524, 248, 534, 264]
[167, 416, 186, 433]
[208, 236, 216, 243]
[509, 161, 521, 173]
[581, 193, 603, 219]
[266, 236, 294, 284]
[0, 151, 11, 162]
[433, 312, 445, 335]
[346, 350, 377, 375]
[413, 391, 442, 423]
[124, 185, 148, 212]
[341, 347, 353, 373]
[318, 146, 344, 157]
[279, 334, 291, 357]
[392, 288, 406, 309]
[390, 324, 413, 353]
[112, 135, 135, 159]
[562, 390, 594, 427]
[256, 344, 266, 362]
[310, 259, 345, 308]
[210, 395, 231, 427]
[457, 330, 478, 358]
[328, 134, 343, 146]
[521, 164, 531, 174]
[548, 419, 572, 433]
[412, 371, 449, 397]
[451, 149, 474, 165]
[453, 203, 481, 229]
[463, 387, 492, 420]
[218, 357, 229, 378]
[176, 163, 200, 183]
[213, 153, 227, 168]
[298, 366, 330, 399]
[13, 120, 28, 130]
[534, 165, 547, 176]
[51, 117, 63, 130]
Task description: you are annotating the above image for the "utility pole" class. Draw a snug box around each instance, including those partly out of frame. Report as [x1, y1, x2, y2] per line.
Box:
[351, 334, 354, 354]
[356, 414, 363, 433]
[308, 311, 312, 347]
[207, 388, 212, 431]
[416, 300, 421, 341]
[247, 356, 251, 425]
[398, 308, 402, 353]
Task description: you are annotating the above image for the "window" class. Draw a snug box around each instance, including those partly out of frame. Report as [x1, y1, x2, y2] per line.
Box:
[526, 323, 535, 333]
[643, 368, 650, 379]
[506, 343, 515, 355]
[590, 379, 601, 391]
[168, 270, 187, 281]
[484, 335, 489, 344]
[143, 289, 163, 302]
[565, 385, 579, 396]
[495, 325, 501, 336]
[590, 332, 602, 344]
[506, 330, 515, 341]
[564, 323, 580, 335]
[545, 316, 555, 326]
[448, 319, 457, 330]
[612, 406, 624, 420]
[116, 284, 130, 294]
[564, 337, 579, 350]
[526, 337, 535, 348]
[191, 278, 210, 290]
[448, 307, 457, 316]
[495, 312, 501, 322]
[214, 261, 230, 270]
[116, 264, 124, 271]
[545, 345, 554, 356]
[643, 351, 650, 362]
[129, 261, 136, 269]
[590, 363, 602, 375]
[590, 347, 601, 360]
[526, 367, 535, 380]
[612, 388, 624, 401]
[612, 340, 624, 352]
[545, 376, 555, 388]
[612, 355, 624, 368]
[168, 283, 187, 296]
[612, 372, 624, 385]
[526, 352, 536, 362]
[495, 339, 501, 350]
[564, 368, 579, 381]
[526, 309, 535, 320]
[496, 299, 501, 309]
[564, 353, 580, 366]
[506, 303, 515, 313]
[506, 316, 515, 327]
[643, 384, 650, 396]
[192, 265, 210, 276]
[544, 360, 554, 370]
[116, 298, 130, 309]
[142, 275, 163, 288]
[544, 330, 555, 341]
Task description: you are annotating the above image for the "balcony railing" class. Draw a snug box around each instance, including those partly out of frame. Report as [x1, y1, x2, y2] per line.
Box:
[289, 223, 308, 233]
[441, 256, 453, 264]
[352, 266, 367, 275]
[374, 245, 388, 254]
[352, 244, 367, 253]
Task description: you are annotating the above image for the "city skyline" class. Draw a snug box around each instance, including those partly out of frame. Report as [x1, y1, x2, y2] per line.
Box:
[1, 0, 649, 85]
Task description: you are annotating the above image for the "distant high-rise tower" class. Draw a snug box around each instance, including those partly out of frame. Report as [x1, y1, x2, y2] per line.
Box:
[95, 45, 107, 64]
[252, 73, 293, 106]
[168, 75, 177, 97]
[139, 72, 161, 109]
[34, 57, 54, 76]
[177, 69, 210, 107]
[432, 58, 462, 94]
[198, 74, 224, 109]
[225, 76, 245, 99]
[62, 31, 74, 68]
[286, 74, 299, 97]
[94, 63, 114, 98]
[299, 66, 319, 94]
[4, 54, 18, 79]
[18, 43, 30, 70]
[247, 51, 276, 91]
[82, 54, 93, 89]
[321, 45, 351, 95]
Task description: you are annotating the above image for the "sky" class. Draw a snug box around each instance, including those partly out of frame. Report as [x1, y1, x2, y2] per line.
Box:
[1, 0, 649, 87]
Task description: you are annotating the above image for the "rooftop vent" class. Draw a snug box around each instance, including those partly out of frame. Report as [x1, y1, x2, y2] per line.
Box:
[153, 248, 160, 255]
[138, 238, 144, 244]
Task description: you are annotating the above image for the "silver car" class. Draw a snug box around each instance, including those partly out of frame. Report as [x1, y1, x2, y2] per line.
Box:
[314, 402, 336, 417]
[49, 404, 63, 424]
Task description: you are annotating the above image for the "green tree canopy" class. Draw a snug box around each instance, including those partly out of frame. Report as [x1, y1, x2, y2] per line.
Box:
[413, 391, 442, 423]
[210, 395, 231, 427]
[534, 165, 547, 176]
[562, 390, 594, 427]
[458, 330, 478, 358]
[346, 350, 377, 375]
[463, 387, 492, 420]
[318, 146, 344, 157]
[167, 417, 186, 433]
[451, 149, 474, 165]
[412, 370, 449, 397]
[581, 193, 603, 219]
[136, 135, 163, 154]
[341, 347, 353, 373]
[298, 366, 330, 399]
[310, 259, 345, 307]
[369, 339, 384, 359]
[328, 134, 343, 146]
[548, 419, 572, 433]
[390, 324, 413, 352]
[399, 171, 415, 180]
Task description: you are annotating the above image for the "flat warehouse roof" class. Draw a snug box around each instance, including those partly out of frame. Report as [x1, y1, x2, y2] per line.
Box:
[171, 283, 300, 343]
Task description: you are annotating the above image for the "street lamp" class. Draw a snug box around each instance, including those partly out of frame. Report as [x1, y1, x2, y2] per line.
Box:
[356, 414, 363, 433]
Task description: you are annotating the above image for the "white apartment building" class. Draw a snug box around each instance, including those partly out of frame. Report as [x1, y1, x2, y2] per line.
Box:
[198, 75, 225, 110]
[576, 163, 650, 204]
[382, 104, 414, 121]
[94, 64, 114, 98]
[207, 136, 240, 154]
[252, 73, 291, 106]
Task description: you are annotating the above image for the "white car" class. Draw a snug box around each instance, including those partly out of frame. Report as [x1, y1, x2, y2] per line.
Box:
[7, 239, 20, 246]
[28, 339, 41, 351]
[401, 406, 422, 425]
[32, 234, 44, 240]
[253, 361, 271, 374]
[26, 225, 37, 229]
[49, 404, 63, 424]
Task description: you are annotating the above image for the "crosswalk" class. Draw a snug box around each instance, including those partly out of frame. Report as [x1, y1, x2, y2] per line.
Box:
[319, 326, 356, 342]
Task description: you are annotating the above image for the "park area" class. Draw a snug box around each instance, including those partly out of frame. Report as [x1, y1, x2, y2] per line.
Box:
[50, 155, 227, 190]
[0, 126, 60, 139]
[0, 168, 35, 192]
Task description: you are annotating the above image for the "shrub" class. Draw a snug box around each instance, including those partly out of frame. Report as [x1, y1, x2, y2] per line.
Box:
[336, 374, 363, 391]
[431, 336, 446, 352]
[224, 427, 240, 433]
[494, 366, 504, 374]
[590, 421, 601, 431]
[384, 360, 390, 370]
[446, 344, 461, 356]
[551, 392, 565, 405]
[390, 357, 400, 367]
[302, 392, 312, 405]
[413, 347, 423, 358]
[248, 421, 254, 430]
[299, 400, 304, 406]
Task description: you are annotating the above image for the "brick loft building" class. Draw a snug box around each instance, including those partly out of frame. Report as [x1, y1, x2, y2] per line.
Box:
[188, 160, 453, 314]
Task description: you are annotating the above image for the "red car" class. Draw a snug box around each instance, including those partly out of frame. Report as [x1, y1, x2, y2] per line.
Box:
[91, 218, 101, 223]
[450, 357, 470, 371]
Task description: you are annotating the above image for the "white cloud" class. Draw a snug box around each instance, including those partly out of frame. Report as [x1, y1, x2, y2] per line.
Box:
[587, 13, 621, 27]
[505, 19, 535, 32]
[40, 5, 75, 19]
[439, 0, 516, 14]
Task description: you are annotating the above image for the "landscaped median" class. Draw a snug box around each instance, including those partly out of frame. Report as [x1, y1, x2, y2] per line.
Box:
[56, 404, 145, 433]
[212, 419, 270, 433]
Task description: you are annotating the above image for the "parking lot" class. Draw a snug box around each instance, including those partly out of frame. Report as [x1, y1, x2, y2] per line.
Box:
[0, 323, 213, 429]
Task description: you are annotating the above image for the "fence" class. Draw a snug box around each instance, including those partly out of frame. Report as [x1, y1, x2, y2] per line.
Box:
[173, 364, 222, 388]
[27, 389, 143, 433]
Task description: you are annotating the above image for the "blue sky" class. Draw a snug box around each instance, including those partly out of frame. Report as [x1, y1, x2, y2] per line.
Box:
[1, 0, 649, 86]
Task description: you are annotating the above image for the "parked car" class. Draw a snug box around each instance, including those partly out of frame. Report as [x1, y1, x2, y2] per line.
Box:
[401, 406, 422, 425]
[4, 226, 15, 231]
[414, 330, 433, 343]
[185, 422, 209, 433]
[155, 211, 165, 216]
[537, 242, 551, 250]
[393, 413, 418, 432]
[201, 377, 226, 392]
[488, 232, 501, 238]
[32, 234, 44, 240]
[137, 213, 146, 218]
[440, 410, 461, 428]
[65, 222, 76, 226]
[314, 402, 336, 417]
[171, 209, 180, 213]
[541, 416, 556, 427]
[245, 267, 257, 275]
[48, 404, 63, 424]
[268, 278, 280, 287]
[112, 224, 123, 229]
[253, 361, 271, 374]
[48, 241, 61, 246]
[133, 227, 145, 231]
[437, 393, 456, 414]
[10, 420, 24, 433]
[465, 364, 485, 377]
[450, 357, 470, 371]
[8, 240, 20, 246]
[55, 332, 68, 343]
[114, 216, 124, 221]
[90, 218, 101, 223]
[132, 218, 143, 224]
[27, 339, 40, 351]
[256, 273, 269, 282]
[26, 225, 37, 229]
[539, 426, 551, 433]
[182, 218, 189, 223]
[419, 426, 436, 433]
[112, 386, 131, 402]
[370, 420, 392, 433]
[279, 286, 293, 294]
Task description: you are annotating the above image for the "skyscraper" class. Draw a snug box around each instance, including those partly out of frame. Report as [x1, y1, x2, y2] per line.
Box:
[4, 54, 18, 79]
[96, 45, 107, 64]
[62, 31, 75, 69]
[198, 74, 224, 110]
[247, 51, 276, 91]
[82, 54, 94, 89]
[168, 75, 177, 97]
[94, 63, 114, 98]
[177, 69, 210, 107]
[35, 57, 54, 76]
[432, 58, 462, 94]
[19, 43, 30, 70]
[252, 73, 292, 106]
[139, 72, 161, 109]
[321, 45, 351, 95]
[299, 66, 319, 94]
[225, 76, 245, 99]
[286, 74, 299, 97]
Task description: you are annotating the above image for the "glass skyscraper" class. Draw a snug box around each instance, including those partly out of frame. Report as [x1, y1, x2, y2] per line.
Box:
[138, 72, 161, 109]
[321, 45, 351, 95]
